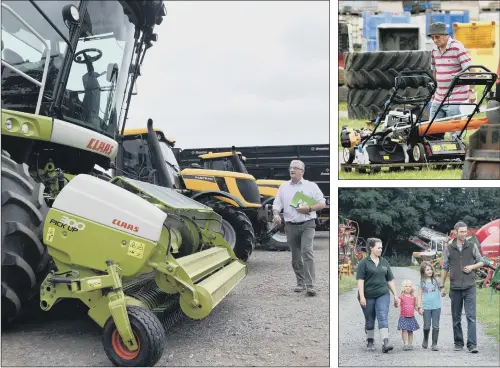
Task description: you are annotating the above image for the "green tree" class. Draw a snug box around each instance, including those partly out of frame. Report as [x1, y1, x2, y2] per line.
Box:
[338, 188, 500, 256]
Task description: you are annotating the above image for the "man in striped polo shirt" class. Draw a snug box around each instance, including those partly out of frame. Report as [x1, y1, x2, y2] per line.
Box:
[428, 22, 476, 124]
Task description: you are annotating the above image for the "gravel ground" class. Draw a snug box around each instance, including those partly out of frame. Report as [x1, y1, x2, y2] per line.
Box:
[1, 232, 330, 367]
[339, 266, 500, 367]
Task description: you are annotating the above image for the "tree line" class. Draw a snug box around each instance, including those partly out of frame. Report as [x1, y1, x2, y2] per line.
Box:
[338, 188, 500, 256]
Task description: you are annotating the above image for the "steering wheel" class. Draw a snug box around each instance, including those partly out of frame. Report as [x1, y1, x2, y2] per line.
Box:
[73, 48, 102, 64]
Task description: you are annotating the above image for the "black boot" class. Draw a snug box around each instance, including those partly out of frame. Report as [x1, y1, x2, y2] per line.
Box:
[367, 338, 375, 351]
[431, 329, 439, 351]
[422, 329, 430, 349]
[382, 338, 393, 353]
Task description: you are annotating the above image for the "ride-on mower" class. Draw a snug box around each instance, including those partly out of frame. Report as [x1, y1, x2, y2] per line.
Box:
[2, 1, 247, 366]
[341, 67, 497, 172]
[116, 128, 289, 252]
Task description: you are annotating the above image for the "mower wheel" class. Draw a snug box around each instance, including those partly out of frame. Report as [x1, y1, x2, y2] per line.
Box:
[103, 306, 166, 367]
[1, 150, 50, 324]
[342, 148, 355, 164]
[411, 143, 426, 163]
[210, 203, 255, 262]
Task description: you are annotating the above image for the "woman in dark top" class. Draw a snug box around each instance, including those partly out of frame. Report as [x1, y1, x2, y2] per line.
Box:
[356, 238, 400, 353]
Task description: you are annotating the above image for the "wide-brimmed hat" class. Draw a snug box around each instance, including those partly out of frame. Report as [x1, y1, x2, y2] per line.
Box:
[427, 22, 448, 37]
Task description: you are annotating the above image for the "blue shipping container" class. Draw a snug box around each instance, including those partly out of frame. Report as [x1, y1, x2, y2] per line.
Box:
[425, 10, 470, 38]
[364, 39, 377, 52]
[362, 11, 411, 51]
[362, 11, 411, 40]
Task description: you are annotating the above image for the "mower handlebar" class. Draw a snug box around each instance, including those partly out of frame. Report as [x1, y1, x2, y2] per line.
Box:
[392, 94, 431, 104]
[395, 69, 435, 88]
[452, 66, 497, 87]
[463, 65, 492, 73]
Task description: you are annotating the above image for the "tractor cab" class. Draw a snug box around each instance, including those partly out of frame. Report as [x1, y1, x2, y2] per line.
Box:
[120, 128, 182, 188]
[198, 150, 248, 173]
[2, 0, 164, 168]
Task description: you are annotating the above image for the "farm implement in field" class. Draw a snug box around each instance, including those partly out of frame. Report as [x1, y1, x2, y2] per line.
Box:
[338, 216, 364, 278]
[340, 66, 498, 175]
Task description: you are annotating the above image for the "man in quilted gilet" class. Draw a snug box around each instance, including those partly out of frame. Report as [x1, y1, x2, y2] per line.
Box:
[440, 221, 485, 353]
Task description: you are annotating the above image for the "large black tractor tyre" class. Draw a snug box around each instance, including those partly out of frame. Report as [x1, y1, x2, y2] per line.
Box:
[344, 50, 432, 89]
[347, 86, 430, 120]
[210, 203, 255, 262]
[1, 150, 50, 324]
[261, 219, 289, 252]
[258, 198, 289, 252]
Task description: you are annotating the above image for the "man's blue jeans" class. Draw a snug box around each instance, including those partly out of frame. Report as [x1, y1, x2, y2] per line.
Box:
[429, 102, 462, 140]
[450, 287, 477, 348]
[429, 102, 461, 121]
[361, 292, 390, 330]
[423, 308, 441, 330]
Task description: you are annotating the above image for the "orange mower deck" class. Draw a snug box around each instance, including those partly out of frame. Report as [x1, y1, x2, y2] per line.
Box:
[418, 117, 488, 136]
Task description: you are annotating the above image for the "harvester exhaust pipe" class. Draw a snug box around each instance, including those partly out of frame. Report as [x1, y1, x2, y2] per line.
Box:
[146, 118, 174, 188]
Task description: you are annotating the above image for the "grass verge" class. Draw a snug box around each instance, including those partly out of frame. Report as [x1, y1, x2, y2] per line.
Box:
[476, 287, 500, 341]
[339, 274, 357, 295]
[339, 168, 462, 180]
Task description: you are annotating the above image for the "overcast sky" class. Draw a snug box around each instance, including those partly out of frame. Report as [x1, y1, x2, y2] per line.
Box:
[126, 1, 330, 149]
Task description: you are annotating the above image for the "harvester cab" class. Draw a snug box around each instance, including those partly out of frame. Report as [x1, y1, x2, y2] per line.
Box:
[341, 66, 497, 170]
[2, 2, 248, 366]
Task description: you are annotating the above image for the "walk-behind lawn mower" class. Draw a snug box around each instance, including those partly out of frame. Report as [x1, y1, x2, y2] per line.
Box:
[341, 66, 498, 174]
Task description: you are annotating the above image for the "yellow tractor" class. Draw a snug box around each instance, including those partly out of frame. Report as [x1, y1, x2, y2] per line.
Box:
[187, 146, 330, 232]
[197, 150, 285, 202]
[118, 126, 290, 251]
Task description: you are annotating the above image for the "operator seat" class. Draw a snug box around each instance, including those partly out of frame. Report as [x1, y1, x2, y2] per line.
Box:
[1, 41, 25, 76]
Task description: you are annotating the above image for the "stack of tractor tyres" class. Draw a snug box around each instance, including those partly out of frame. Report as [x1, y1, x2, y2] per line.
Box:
[344, 51, 432, 120]
[1, 150, 50, 324]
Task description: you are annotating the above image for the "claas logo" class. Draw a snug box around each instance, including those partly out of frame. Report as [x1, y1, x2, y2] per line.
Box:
[112, 219, 140, 232]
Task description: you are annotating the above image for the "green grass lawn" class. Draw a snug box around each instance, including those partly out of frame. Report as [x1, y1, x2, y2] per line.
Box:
[340, 168, 462, 180]
[476, 287, 500, 341]
[339, 274, 358, 295]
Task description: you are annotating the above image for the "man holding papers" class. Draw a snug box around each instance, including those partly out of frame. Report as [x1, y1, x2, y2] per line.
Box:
[272, 160, 326, 296]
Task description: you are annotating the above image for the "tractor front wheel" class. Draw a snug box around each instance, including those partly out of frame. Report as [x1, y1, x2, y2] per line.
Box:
[102, 306, 166, 367]
[210, 203, 255, 262]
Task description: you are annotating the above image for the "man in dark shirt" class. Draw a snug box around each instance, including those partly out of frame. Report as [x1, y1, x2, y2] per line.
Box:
[440, 221, 485, 353]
